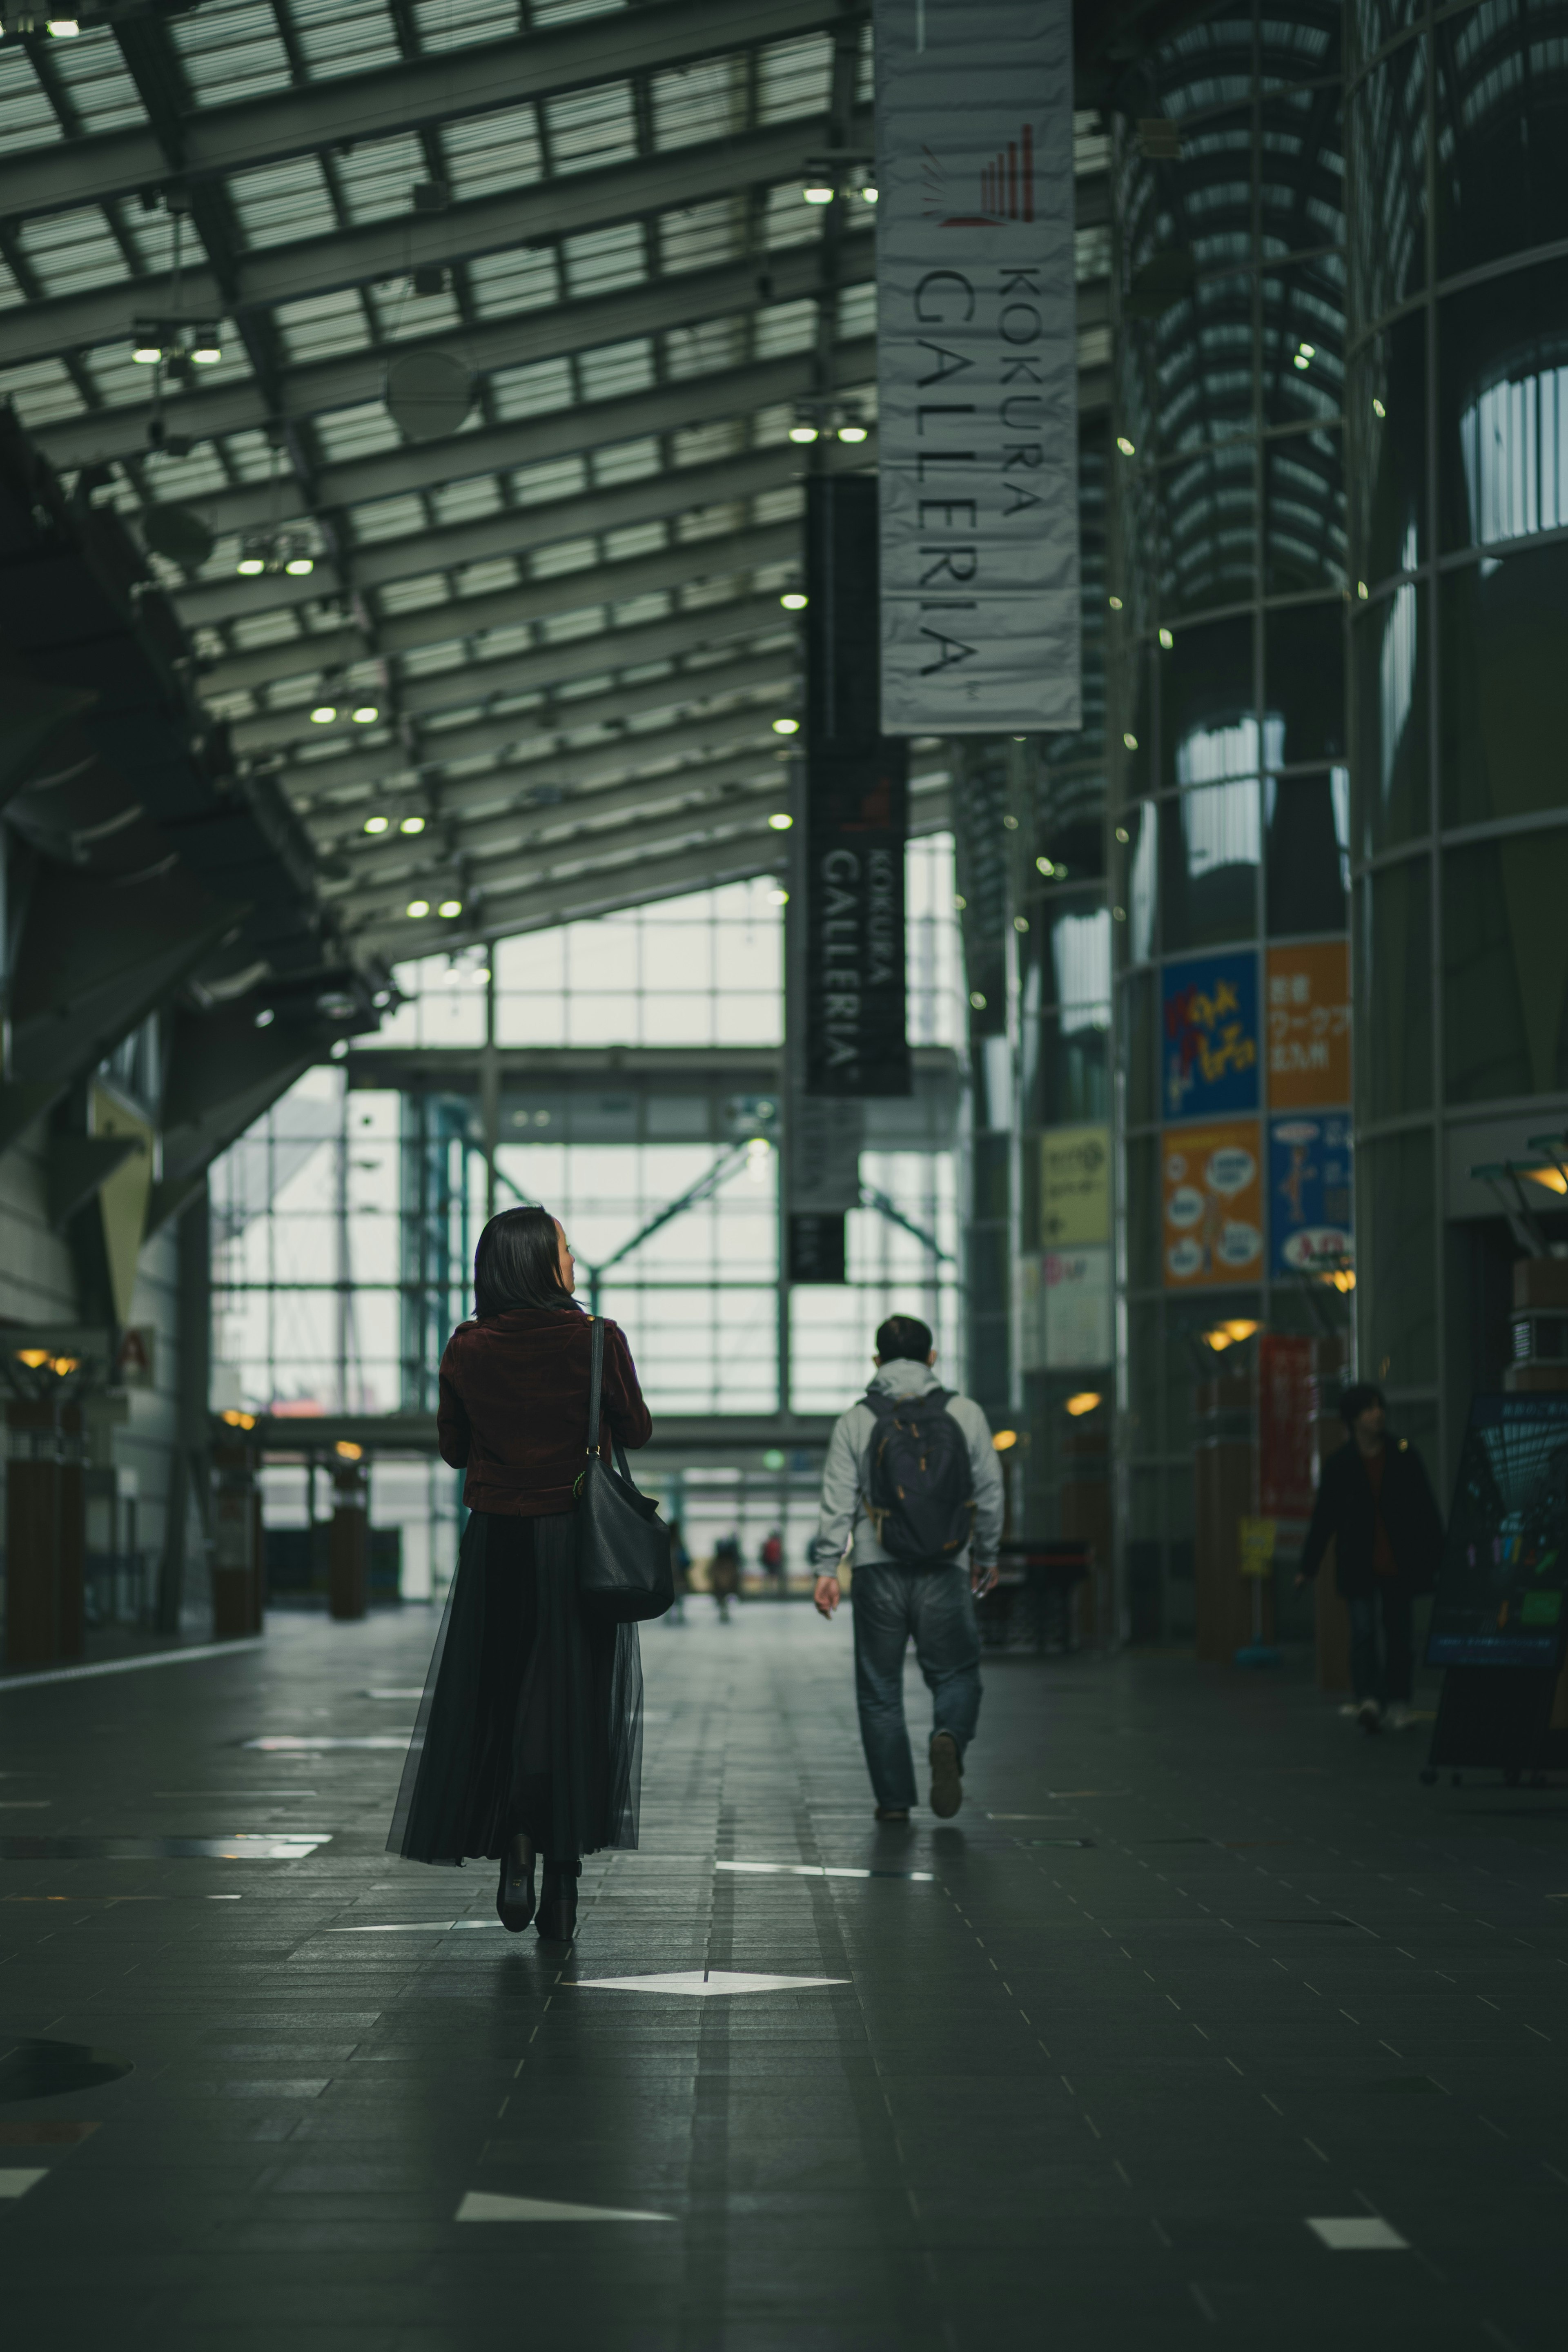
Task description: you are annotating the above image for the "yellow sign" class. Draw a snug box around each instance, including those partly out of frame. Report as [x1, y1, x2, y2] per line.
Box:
[1039, 1123, 1110, 1247]
[1239, 1517, 1277, 1578]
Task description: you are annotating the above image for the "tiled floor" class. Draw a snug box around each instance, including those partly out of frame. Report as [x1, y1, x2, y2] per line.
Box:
[1, 1604, 1564, 2349]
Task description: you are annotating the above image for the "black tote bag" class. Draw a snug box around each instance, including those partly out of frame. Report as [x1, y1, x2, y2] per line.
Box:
[574, 1318, 674, 1623]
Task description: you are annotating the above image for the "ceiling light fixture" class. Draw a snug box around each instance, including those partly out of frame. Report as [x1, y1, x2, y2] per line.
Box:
[351, 705, 379, 724]
[780, 591, 808, 610]
[837, 421, 868, 443]
[310, 705, 337, 724]
[284, 553, 314, 576]
[767, 812, 793, 831]
[1116, 436, 1136, 456]
[190, 338, 222, 366]
[363, 815, 389, 835]
[235, 554, 266, 577]
[771, 717, 800, 735]
[48, 18, 81, 34]
[132, 342, 161, 365]
[788, 423, 819, 444]
[438, 899, 463, 918]
[406, 899, 430, 919]
[803, 182, 835, 205]
[400, 814, 426, 834]
[1159, 626, 1174, 648]
[1065, 1392, 1102, 1417]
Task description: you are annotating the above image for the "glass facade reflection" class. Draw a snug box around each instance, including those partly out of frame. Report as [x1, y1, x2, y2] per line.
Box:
[1109, 1, 1354, 1640]
[1347, 0, 1568, 1473]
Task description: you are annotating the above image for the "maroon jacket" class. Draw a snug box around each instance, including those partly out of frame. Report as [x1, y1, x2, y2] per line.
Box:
[437, 1305, 652, 1517]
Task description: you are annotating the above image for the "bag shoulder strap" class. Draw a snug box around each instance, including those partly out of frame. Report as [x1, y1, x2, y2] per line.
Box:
[586, 1316, 604, 1454]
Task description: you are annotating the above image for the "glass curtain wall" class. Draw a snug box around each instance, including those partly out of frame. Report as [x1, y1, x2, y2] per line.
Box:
[1347, 0, 1568, 1480]
[1109, 2, 1354, 1641]
[211, 850, 966, 1590]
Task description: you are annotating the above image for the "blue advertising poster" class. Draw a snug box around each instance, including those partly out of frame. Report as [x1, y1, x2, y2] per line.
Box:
[1428, 1394, 1568, 1668]
[1269, 1113, 1352, 1277]
[1161, 953, 1260, 1122]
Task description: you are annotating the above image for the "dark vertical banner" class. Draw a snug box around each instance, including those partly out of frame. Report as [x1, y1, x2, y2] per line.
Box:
[801, 475, 911, 1100]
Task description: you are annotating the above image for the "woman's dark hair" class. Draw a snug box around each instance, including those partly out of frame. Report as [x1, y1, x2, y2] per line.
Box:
[473, 1206, 575, 1317]
[1339, 1380, 1386, 1428]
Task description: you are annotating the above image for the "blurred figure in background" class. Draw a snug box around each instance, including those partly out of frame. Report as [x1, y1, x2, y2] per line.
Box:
[1296, 1381, 1443, 1733]
[760, 1526, 784, 1598]
[666, 1519, 691, 1624]
[710, 1533, 741, 1622]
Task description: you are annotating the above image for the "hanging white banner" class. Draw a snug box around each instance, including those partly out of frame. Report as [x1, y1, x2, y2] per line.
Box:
[874, 0, 1081, 735]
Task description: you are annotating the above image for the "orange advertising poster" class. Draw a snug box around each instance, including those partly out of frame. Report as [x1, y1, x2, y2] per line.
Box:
[1266, 941, 1350, 1108]
[1162, 1121, 1265, 1289]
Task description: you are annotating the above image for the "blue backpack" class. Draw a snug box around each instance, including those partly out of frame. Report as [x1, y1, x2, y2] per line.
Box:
[863, 1388, 976, 1567]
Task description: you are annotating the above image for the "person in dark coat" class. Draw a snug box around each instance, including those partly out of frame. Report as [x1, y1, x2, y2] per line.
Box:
[387, 1205, 652, 1942]
[1296, 1380, 1443, 1733]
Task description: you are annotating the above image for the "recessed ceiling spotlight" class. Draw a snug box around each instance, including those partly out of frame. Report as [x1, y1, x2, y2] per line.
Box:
[351, 705, 379, 724]
[803, 182, 835, 205]
[771, 717, 800, 736]
[438, 899, 463, 919]
[837, 422, 868, 443]
[399, 814, 426, 834]
[788, 423, 819, 444]
[363, 815, 389, 835]
[284, 553, 314, 575]
[132, 342, 161, 365]
[780, 592, 808, 610]
[310, 705, 337, 724]
[767, 812, 793, 831]
[406, 899, 430, 919]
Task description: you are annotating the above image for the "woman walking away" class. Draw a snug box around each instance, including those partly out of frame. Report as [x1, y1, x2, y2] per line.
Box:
[387, 1207, 652, 1942]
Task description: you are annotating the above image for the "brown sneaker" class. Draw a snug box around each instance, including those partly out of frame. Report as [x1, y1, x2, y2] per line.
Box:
[929, 1732, 963, 1818]
[875, 1806, 910, 1822]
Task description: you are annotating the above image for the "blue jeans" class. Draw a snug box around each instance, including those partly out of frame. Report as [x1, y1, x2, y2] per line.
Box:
[1347, 1585, 1414, 1706]
[851, 1564, 982, 1811]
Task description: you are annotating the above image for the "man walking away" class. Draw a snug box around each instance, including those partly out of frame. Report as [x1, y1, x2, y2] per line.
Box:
[811, 1315, 1003, 1820]
[1296, 1381, 1444, 1732]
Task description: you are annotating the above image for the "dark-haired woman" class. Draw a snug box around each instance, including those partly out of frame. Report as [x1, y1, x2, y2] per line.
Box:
[388, 1206, 652, 1941]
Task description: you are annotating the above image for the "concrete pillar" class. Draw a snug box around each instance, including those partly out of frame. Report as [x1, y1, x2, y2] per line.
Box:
[5, 1397, 61, 1667]
[211, 1439, 258, 1640]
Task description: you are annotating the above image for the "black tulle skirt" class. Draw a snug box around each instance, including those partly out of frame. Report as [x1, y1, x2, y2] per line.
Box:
[387, 1508, 642, 1865]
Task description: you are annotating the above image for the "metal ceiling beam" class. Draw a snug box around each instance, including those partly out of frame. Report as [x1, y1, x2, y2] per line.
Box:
[332, 748, 948, 915]
[280, 650, 795, 797]
[7, 109, 874, 369]
[323, 744, 795, 878]
[0, 0, 866, 225]
[350, 777, 952, 955]
[176, 434, 866, 634]
[334, 777, 796, 924]
[209, 581, 791, 704]
[220, 590, 791, 728]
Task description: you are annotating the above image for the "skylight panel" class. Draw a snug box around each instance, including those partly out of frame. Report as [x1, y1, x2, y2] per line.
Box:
[43, 29, 146, 131]
[576, 339, 655, 401]
[590, 437, 661, 488]
[0, 254, 23, 313]
[222, 428, 288, 481]
[529, 536, 599, 580]
[230, 156, 338, 250]
[314, 405, 404, 463]
[511, 454, 587, 503]
[458, 559, 522, 597]
[561, 224, 647, 301]
[651, 57, 747, 151]
[603, 521, 669, 563]
[756, 34, 833, 125]
[754, 299, 817, 361]
[468, 246, 559, 321]
[351, 492, 429, 541]
[492, 357, 576, 421]
[15, 211, 130, 301]
[672, 420, 746, 467]
[172, 0, 294, 101]
[333, 134, 430, 227]
[660, 199, 746, 278]
[530, 0, 627, 26]
[0, 358, 87, 428]
[760, 183, 820, 252]
[408, 0, 512, 47]
[443, 105, 546, 200]
[431, 477, 505, 523]
[274, 288, 375, 365]
[384, 285, 464, 339]
[665, 318, 746, 380]
[539, 607, 610, 644]
[230, 608, 316, 649]
[753, 485, 806, 527]
[291, 0, 402, 78]
[0, 53, 63, 153]
[607, 590, 672, 630]
[401, 642, 468, 677]
[837, 281, 876, 341]
[545, 81, 638, 176]
[378, 575, 450, 613]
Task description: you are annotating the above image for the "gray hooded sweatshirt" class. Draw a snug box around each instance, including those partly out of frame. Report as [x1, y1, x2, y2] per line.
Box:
[811, 1358, 1004, 1573]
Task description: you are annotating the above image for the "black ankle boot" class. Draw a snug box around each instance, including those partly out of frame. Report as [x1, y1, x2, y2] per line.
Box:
[496, 1837, 536, 1932]
[535, 1859, 580, 1942]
